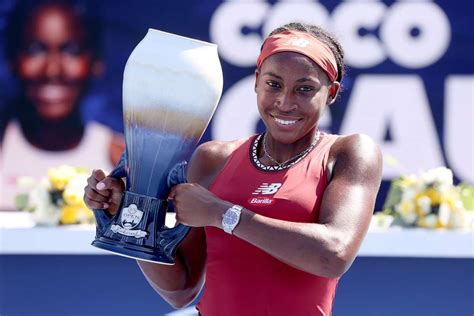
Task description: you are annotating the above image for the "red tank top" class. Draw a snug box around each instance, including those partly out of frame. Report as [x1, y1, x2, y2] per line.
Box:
[197, 133, 339, 316]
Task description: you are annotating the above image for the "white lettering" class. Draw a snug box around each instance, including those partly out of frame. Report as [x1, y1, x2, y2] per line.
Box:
[445, 76, 474, 184]
[381, 2, 451, 68]
[263, 1, 329, 37]
[111, 225, 147, 238]
[211, 1, 452, 69]
[210, 1, 269, 67]
[339, 75, 445, 179]
[212, 75, 259, 140]
[332, 1, 387, 68]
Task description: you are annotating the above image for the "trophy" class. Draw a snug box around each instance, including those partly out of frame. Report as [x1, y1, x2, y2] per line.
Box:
[91, 29, 223, 264]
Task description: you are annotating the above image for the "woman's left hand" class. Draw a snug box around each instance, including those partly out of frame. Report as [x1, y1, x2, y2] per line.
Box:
[168, 183, 231, 228]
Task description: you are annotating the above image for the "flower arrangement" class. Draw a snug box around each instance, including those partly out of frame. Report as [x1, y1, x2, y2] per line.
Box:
[15, 165, 94, 226]
[374, 167, 473, 230]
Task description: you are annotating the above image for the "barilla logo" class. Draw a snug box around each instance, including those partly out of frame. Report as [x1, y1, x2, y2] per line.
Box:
[248, 183, 282, 206]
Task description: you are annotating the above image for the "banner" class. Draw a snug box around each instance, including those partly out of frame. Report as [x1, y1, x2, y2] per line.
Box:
[0, 0, 472, 210]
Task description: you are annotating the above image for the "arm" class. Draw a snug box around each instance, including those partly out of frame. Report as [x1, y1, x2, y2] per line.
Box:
[232, 134, 382, 277]
[83, 156, 208, 308]
[137, 227, 206, 308]
[172, 134, 382, 278]
[138, 140, 236, 307]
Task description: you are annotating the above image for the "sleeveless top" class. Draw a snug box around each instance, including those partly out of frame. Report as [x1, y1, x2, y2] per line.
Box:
[0, 121, 115, 210]
[197, 133, 339, 316]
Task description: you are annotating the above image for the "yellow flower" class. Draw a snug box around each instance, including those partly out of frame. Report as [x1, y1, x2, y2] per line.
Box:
[48, 165, 78, 191]
[63, 189, 84, 206]
[56, 170, 89, 206]
[60, 205, 94, 225]
[399, 175, 418, 188]
[62, 175, 89, 206]
[424, 187, 442, 205]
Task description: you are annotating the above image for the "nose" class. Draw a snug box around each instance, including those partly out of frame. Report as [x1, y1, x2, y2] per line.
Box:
[275, 89, 297, 112]
[44, 52, 62, 79]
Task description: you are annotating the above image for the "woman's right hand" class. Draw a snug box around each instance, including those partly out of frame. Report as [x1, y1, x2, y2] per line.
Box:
[83, 169, 125, 216]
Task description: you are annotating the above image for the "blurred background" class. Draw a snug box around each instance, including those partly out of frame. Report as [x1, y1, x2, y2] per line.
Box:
[0, 0, 472, 315]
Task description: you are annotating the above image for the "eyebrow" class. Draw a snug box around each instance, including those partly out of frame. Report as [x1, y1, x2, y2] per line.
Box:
[262, 71, 319, 83]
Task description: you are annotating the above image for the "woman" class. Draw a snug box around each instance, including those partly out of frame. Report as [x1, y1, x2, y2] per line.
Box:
[1, 0, 124, 209]
[84, 22, 383, 315]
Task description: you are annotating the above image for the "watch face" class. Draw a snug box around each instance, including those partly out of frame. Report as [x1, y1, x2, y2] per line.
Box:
[224, 210, 239, 225]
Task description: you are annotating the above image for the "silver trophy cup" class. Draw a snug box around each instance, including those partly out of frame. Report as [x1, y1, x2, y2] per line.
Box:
[91, 29, 223, 264]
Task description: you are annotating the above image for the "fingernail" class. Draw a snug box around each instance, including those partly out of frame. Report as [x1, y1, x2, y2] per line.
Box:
[96, 182, 105, 190]
[103, 203, 109, 209]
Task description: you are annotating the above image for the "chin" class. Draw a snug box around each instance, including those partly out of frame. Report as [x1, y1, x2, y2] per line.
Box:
[36, 102, 76, 121]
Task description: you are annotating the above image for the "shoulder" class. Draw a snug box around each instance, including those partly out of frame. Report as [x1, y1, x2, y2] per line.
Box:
[187, 138, 248, 186]
[332, 133, 381, 159]
[329, 133, 382, 182]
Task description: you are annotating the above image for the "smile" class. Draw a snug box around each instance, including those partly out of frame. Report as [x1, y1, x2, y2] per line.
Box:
[273, 117, 298, 126]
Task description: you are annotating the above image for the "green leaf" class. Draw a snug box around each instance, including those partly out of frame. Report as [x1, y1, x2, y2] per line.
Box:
[382, 180, 403, 212]
[458, 183, 474, 211]
[14, 194, 29, 211]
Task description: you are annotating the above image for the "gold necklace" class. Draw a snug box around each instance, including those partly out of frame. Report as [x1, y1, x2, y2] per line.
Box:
[262, 130, 321, 168]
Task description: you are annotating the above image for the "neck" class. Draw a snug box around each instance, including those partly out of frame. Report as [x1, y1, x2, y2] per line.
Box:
[261, 129, 321, 167]
[16, 105, 85, 151]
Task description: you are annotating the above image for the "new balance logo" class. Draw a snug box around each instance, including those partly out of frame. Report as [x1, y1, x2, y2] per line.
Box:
[286, 37, 309, 48]
[252, 183, 282, 195]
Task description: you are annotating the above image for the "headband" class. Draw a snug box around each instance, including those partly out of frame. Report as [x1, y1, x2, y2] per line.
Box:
[257, 30, 338, 82]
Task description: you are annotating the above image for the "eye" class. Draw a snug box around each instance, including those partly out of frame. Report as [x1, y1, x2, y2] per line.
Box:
[296, 86, 315, 93]
[61, 41, 84, 56]
[23, 41, 46, 56]
[265, 81, 281, 89]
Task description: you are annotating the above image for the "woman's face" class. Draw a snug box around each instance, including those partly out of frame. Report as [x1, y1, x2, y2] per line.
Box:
[15, 5, 97, 121]
[255, 51, 338, 146]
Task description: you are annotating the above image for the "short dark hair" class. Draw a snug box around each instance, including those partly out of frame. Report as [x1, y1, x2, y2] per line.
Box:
[4, 0, 103, 62]
[266, 22, 345, 84]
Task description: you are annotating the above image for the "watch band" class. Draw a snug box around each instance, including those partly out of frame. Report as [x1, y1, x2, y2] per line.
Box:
[222, 205, 243, 234]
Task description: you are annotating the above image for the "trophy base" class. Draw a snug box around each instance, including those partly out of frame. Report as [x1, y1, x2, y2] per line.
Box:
[91, 191, 191, 265]
[92, 237, 175, 265]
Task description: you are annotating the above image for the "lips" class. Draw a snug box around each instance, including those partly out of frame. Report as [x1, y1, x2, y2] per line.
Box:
[36, 83, 72, 103]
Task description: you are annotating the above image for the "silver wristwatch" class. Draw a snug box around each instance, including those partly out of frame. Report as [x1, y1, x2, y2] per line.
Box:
[222, 205, 243, 234]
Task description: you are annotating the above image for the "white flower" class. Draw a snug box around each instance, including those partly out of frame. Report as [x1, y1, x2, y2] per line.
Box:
[447, 204, 466, 229]
[17, 176, 37, 190]
[371, 213, 394, 229]
[33, 204, 61, 226]
[416, 196, 432, 215]
[28, 179, 60, 226]
[420, 167, 453, 194]
[438, 202, 451, 227]
[401, 187, 417, 201]
[396, 199, 417, 224]
[421, 214, 438, 228]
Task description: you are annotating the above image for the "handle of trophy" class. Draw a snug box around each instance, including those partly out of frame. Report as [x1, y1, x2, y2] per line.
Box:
[92, 151, 127, 237]
[159, 160, 191, 260]
[159, 223, 191, 261]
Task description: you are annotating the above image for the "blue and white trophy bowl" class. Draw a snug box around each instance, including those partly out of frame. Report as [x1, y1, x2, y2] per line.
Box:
[91, 29, 223, 264]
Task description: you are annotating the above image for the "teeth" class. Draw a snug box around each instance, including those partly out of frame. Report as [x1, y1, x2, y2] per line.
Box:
[274, 117, 297, 125]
